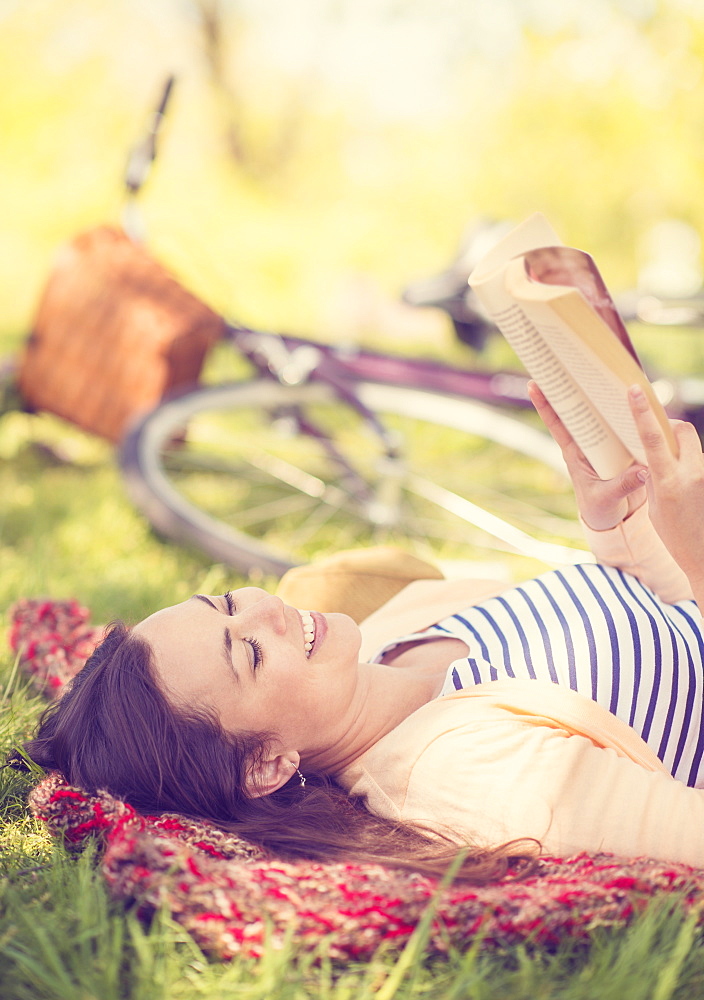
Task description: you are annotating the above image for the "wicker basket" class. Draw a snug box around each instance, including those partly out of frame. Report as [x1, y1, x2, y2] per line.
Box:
[19, 227, 225, 442]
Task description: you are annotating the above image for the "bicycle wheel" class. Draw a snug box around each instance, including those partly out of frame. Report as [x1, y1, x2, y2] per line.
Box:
[119, 378, 585, 578]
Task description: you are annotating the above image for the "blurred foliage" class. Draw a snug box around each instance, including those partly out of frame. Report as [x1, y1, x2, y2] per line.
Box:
[0, 0, 703, 353]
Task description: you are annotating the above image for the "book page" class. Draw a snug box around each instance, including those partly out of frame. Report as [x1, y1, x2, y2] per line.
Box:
[504, 254, 677, 461]
[520, 299, 647, 463]
[492, 300, 632, 477]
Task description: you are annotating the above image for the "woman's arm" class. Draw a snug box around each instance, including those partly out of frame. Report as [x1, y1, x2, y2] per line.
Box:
[529, 382, 693, 603]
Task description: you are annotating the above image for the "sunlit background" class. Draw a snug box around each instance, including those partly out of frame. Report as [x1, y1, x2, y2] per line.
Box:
[2, 0, 704, 350]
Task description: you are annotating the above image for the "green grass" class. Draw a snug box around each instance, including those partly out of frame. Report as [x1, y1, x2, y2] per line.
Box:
[2, 330, 704, 997]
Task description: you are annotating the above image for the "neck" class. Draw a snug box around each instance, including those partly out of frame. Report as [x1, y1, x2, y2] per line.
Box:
[302, 660, 439, 775]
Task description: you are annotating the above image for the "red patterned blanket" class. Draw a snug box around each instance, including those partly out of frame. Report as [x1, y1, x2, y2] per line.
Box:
[29, 773, 704, 960]
[9, 598, 103, 697]
[12, 599, 704, 959]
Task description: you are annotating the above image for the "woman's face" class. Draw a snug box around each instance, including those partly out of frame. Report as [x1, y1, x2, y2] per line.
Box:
[133, 587, 363, 755]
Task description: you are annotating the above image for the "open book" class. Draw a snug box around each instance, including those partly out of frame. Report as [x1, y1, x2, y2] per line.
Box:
[468, 213, 676, 479]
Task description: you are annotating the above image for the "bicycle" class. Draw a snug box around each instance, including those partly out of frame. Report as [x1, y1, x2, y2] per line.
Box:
[15, 81, 704, 580]
[119, 316, 587, 578]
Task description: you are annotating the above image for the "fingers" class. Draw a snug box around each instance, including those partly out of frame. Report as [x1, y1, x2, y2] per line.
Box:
[527, 381, 574, 451]
[618, 461, 649, 497]
[595, 462, 647, 512]
[628, 386, 671, 469]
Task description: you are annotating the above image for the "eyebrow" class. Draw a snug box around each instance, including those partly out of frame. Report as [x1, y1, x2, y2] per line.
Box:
[192, 594, 240, 683]
[193, 594, 217, 610]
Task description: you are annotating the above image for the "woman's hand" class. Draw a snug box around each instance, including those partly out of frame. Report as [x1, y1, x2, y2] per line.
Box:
[528, 381, 647, 531]
[628, 385, 704, 593]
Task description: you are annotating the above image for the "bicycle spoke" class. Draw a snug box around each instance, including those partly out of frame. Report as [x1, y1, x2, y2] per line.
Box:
[245, 451, 354, 508]
[406, 475, 588, 565]
[229, 492, 321, 528]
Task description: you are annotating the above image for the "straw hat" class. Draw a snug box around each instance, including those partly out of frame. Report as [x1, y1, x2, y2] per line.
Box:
[275, 546, 444, 623]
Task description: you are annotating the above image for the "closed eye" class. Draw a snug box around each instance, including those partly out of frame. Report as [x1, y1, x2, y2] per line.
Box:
[223, 591, 261, 671]
[246, 637, 263, 672]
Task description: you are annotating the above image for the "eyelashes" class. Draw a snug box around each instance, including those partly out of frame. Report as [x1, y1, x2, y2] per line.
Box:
[247, 638, 263, 671]
[223, 591, 262, 672]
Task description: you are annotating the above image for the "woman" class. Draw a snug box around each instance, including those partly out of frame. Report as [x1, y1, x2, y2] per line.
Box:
[20, 384, 704, 881]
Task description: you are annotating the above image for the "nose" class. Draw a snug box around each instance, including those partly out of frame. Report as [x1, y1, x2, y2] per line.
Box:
[238, 592, 287, 633]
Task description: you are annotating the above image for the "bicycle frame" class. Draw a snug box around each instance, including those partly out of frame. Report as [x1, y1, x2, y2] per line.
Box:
[227, 323, 535, 407]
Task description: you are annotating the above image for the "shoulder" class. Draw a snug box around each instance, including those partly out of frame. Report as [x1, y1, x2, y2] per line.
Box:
[337, 685, 561, 846]
[358, 578, 508, 661]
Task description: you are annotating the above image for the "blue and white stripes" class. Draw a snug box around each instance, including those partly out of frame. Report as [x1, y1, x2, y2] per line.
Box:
[429, 564, 704, 788]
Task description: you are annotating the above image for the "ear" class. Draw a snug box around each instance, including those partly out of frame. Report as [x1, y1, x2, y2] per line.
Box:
[245, 750, 300, 799]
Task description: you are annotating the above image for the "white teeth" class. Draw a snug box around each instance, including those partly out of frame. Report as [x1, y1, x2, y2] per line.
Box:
[297, 610, 316, 658]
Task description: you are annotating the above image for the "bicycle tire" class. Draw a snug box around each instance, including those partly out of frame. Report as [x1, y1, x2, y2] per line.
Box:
[119, 377, 586, 578]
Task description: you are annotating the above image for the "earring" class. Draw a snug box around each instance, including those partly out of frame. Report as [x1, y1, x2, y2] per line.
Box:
[296, 768, 306, 788]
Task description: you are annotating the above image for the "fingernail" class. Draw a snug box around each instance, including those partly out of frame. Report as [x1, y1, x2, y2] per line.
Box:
[629, 385, 645, 401]
[636, 468, 649, 482]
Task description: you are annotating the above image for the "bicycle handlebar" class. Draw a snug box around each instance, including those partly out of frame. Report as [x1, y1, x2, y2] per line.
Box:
[124, 75, 176, 196]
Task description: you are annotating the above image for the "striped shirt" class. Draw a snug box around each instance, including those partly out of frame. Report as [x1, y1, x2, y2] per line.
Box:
[374, 564, 704, 788]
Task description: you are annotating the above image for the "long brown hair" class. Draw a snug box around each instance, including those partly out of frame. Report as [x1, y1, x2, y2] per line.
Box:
[21, 622, 537, 884]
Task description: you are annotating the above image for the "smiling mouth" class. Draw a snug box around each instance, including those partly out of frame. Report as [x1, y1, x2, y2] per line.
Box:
[298, 610, 316, 657]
